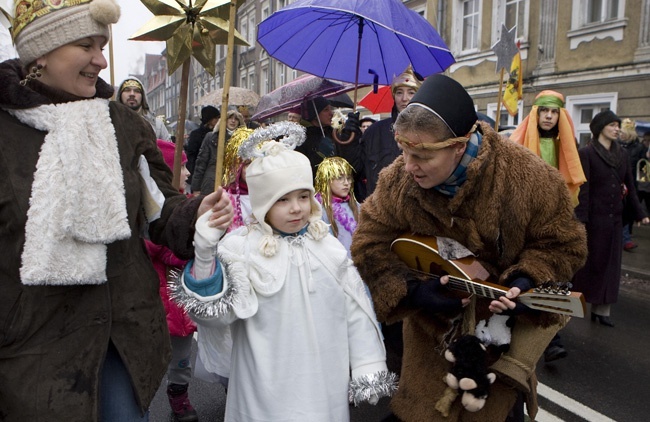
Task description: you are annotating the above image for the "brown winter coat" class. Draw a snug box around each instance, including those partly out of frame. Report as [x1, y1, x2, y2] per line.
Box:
[351, 123, 587, 421]
[0, 59, 202, 421]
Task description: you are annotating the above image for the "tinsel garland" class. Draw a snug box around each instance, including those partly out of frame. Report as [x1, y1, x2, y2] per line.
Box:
[167, 258, 242, 319]
[348, 370, 399, 406]
[331, 196, 357, 234]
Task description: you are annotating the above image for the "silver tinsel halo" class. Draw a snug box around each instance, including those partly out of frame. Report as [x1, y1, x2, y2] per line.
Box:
[349, 370, 399, 406]
[239, 121, 306, 161]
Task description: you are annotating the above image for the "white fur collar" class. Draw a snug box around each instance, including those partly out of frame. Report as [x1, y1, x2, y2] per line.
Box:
[8, 99, 131, 285]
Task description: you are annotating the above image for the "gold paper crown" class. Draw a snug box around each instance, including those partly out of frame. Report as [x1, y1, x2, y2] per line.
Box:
[120, 79, 144, 92]
[11, 0, 93, 41]
[391, 64, 422, 94]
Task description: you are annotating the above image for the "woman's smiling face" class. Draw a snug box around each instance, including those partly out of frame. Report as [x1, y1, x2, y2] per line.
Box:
[37, 36, 108, 98]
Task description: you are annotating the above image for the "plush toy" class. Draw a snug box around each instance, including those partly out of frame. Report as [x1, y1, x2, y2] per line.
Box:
[475, 314, 513, 354]
[444, 335, 497, 412]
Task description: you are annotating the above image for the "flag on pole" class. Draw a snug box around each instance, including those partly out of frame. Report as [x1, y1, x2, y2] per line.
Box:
[503, 50, 522, 116]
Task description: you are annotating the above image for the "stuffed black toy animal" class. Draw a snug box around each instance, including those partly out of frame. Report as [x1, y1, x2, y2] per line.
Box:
[444, 335, 497, 412]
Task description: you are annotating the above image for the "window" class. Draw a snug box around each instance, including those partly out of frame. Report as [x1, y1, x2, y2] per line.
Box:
[248, 15, 256, 48]
[262, 1, 270, 20]
[587, 0, 620, 23]
[491, 0, 529, 45]
[568, 0, 627, 49]
[486, 102, 522, 129]
[276, 62, 286, 86]
[452, 0, 482, 55]
[565, 93, 618, 147]
[262, 67, 269, 95]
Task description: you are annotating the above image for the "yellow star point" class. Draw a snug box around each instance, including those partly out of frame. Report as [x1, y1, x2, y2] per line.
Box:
[130, 0, 249, 76]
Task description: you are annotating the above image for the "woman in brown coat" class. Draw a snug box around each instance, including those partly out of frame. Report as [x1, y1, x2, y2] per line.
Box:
[0, 1, 232, 420]
[352, 75, 587, 421]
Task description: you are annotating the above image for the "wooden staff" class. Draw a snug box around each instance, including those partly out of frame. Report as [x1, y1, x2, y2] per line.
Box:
[214, 0, 238, 191]
[494, 67, 505, 131]
[173, 59, 191, 191]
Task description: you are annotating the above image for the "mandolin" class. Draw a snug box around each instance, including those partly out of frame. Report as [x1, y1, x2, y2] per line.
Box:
[390, 234, 586, 318]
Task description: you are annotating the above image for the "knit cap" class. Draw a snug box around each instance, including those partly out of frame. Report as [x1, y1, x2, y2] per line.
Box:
[156, 139, 186, 172]
[590, 110, 621, 139]
[12, 0, 120, 66]
[302, 95, 330, 122]
[240, 122, 327, 256]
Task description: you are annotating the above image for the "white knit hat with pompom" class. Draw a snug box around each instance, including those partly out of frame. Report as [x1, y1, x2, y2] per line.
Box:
[246, 141, 327, 257]
[13, 0, 120, 65]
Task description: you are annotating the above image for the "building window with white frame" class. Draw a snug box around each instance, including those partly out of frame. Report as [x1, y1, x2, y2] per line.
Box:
[565, 92, 617, 147]
[452, 0, 482, 55]
[568, 0, 627, 49]
[492, 0, 529, 44]
[486, 102, 522, 129]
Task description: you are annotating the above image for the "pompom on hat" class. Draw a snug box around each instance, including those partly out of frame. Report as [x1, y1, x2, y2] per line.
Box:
[239, 122, 328, 256]
[12, 0, 120, 66]
[408, 74, 477, 137]
[589, 110, 621, 140]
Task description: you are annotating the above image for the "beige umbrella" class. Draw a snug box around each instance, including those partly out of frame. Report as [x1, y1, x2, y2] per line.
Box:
[196, 86, 260, 107]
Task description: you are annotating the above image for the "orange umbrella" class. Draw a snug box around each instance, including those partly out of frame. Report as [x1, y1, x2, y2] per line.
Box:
[358, 86, 393, 114]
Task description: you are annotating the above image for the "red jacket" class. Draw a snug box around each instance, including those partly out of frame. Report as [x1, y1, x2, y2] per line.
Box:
[145, 240, 196, 337]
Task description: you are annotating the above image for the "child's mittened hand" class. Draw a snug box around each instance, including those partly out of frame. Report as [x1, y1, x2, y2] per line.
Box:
[194, 210, 224, 260]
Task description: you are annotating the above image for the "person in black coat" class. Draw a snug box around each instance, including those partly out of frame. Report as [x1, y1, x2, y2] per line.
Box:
[185, 106, 220, 189]
[573, 110, 649, 327]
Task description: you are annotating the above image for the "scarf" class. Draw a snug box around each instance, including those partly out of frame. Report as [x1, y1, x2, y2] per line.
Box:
[591, 137, 621, 168]
[510, 106, 586, 205]
[434, 132, 482, 197]
[9, 99, 131, 285]
[331, 195, 357, 234]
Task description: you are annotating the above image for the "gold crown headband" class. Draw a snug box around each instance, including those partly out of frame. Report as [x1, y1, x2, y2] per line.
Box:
[12, 0, 93, 40]
[121, 79, 143, 91]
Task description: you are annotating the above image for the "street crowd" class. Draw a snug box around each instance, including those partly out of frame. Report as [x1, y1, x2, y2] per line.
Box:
[1, 1, 649, 422]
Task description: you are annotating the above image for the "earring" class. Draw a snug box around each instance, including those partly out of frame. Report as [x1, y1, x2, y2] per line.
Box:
[19, 64, 44, 86]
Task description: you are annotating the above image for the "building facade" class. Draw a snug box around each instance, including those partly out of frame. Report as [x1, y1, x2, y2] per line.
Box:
[139, 0, 650, 142]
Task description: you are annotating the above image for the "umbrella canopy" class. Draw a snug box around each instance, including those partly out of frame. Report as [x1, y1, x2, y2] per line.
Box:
[251, 74, 356, 121]
[257, 0, 455, 89]
[358, 85, 393, 114]
[196, 86, 260, 107]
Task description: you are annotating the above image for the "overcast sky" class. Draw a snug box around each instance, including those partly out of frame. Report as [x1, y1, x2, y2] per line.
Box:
[0, 0, 165, 85]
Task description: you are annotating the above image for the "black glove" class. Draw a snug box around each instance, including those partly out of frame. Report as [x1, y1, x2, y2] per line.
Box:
[500, 277, 534, 316]
[342, 111, 361, 137]
[401, 277, 463, 315]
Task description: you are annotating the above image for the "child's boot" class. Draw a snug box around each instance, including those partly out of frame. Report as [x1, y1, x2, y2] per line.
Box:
[167, 383, 199, 422]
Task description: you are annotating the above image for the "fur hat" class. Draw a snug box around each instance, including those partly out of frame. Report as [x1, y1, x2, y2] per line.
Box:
[590, 110, 621, 139]
[12, 0, 121, 66]
[391, 64, 422, 95]
[156, 139, 186, 172]
[408, 74, 477, 137]
[200, 105, 220, 125]
[303, 95, 330, 122]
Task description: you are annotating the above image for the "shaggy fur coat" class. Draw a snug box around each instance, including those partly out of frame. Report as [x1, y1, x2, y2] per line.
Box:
[0, 59, 202, 421]
[351, 123, 587, 421]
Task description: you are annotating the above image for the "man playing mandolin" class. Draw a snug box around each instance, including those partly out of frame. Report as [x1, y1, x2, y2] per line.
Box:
[351, 74, 587, 422]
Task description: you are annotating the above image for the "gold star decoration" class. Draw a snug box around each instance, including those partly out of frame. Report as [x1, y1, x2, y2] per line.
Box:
[130, 0, 249, 76]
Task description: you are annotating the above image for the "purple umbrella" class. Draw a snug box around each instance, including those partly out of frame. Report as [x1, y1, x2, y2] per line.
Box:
[257, 0, 455, 109]
[251, 74, 356, 122]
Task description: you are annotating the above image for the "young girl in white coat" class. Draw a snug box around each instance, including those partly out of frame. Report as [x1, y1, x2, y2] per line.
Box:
[172, 122, 396, 422]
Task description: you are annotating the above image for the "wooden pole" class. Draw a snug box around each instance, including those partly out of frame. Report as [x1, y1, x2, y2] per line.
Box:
[495, 67, 505, 131]
[173, 59, 191, 191]
[214, 0, 238, 191]
[108, 25, 115, 90]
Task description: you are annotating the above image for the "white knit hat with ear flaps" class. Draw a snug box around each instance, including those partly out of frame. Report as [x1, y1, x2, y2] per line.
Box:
[246, 141, 327, 257]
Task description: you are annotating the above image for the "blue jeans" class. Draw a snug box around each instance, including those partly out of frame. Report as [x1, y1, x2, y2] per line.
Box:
[100, 342, 149, 422]
[623, 223, 632, 244]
